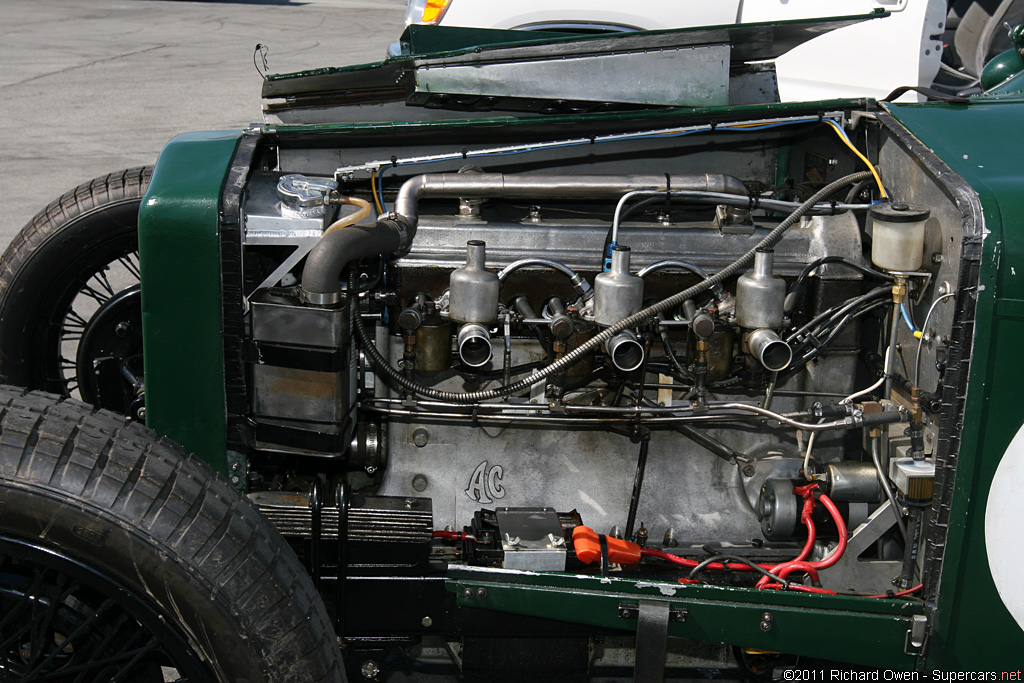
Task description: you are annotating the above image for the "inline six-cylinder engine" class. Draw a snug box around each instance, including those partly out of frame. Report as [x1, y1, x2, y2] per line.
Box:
[236, 108, 966, 616]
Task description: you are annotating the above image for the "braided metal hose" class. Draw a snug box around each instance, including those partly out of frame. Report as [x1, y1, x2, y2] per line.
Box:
[354, 171, 874, 403]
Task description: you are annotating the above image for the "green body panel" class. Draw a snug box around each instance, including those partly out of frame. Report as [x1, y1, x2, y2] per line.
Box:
[980, 24, 1024, 90]
[887, 101, 1024, 669]
[138, 130, 242, 474]
[448, 568, 923, 669]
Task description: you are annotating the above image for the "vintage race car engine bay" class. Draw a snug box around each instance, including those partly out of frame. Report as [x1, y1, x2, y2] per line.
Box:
[5, 15, 1023, 682]
[138, 99, 977, 674]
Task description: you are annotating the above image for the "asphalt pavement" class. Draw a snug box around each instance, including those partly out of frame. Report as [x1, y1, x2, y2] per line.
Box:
[0, 0, 406, 246]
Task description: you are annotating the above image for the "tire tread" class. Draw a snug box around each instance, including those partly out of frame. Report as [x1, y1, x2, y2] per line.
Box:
[0, 387, 344, 682]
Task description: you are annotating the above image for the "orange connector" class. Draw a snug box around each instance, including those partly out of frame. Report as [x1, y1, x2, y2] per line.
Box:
[571, 526, 641, 565]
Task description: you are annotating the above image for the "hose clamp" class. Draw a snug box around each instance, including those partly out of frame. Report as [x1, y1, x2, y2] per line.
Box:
[301, 288, 342, 306]
[379, 214, 412, 257]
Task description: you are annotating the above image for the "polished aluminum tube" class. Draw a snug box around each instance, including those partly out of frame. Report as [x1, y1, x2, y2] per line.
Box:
[392, 172, 747, 228]
[604, 330, 644, 372]
[457, 323, 492, 368]
[748, 328, 793, 372]
[498, 258, 592, 301]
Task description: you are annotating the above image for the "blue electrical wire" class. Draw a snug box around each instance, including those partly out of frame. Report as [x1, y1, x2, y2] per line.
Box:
[900, 302, 918, 335]
[376, 164, 390, 214]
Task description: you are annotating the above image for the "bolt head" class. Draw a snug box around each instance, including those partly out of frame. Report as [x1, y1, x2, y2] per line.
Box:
[412, 428, 429, 447]
[360, 660, 380, 679]
[421, 616, 433, 628]
[476, 587, 488, 599]
[742, 464, 755, 477]
[760, 620, 772, 632]
[463, 588, 474, 598]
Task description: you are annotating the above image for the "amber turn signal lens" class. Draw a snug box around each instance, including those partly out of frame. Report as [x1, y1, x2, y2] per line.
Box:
[421, 0, 451, 24]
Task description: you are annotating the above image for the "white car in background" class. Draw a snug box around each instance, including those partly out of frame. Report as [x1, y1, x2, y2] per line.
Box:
[401, 0, 996, 102]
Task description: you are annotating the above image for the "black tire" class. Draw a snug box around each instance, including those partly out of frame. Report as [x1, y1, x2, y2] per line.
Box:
[0, 168, 150, 414]
[0, 386, 346, 682]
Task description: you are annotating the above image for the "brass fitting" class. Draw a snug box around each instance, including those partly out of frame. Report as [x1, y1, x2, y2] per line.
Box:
[910, 386, 923, 425]
[891, 276, 908, 305]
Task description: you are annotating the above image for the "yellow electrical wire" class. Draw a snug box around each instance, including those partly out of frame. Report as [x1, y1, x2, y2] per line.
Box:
[658, 118, 887, 198]
[823, 119, 888, 199]
[370, 168, 384, 214]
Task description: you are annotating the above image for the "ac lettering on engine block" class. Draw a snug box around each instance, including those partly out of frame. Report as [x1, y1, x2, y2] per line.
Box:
[465, 461, 505, 504]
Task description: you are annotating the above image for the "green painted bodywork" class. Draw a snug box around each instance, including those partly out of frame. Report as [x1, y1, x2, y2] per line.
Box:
[886, 100, 1024, 670]
[138, 130, 242, 475]
[448, 568, 924, 669]
[980, 24, 1024, 90]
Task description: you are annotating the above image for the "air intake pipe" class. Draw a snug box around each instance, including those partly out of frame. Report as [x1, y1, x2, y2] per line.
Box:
[300, 172, 747, 303]
[457, 323, 492, 368]
[605, 330, 645, 372]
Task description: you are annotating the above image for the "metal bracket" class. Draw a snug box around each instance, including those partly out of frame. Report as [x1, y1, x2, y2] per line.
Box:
[225, 450, 249, 493]
[250, 237, 321, 290]
[904, 614, 928, 656]
[618, 602, 687, 623]
[823, 499, 904, 592]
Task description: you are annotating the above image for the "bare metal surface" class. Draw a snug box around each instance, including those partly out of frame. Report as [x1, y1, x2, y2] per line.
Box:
[414, 44, 731, 107]
[392, 172, 746, 227]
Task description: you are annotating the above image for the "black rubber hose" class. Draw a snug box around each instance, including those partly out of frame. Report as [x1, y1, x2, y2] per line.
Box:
[794, 257, 894, 290]
[660, 329, 692, 380]
[786, 286, 891, 343]
[784, 257, 893, 314]
[787, 298, 890, 370]
[354, 172, 873, 403]
[301, 219, 406, 296]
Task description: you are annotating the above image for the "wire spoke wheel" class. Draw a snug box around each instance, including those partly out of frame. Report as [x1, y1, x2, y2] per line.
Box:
[57, 252, 142, 405]
[0, 169, 149, 418]
[0, 536, 213, 683]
